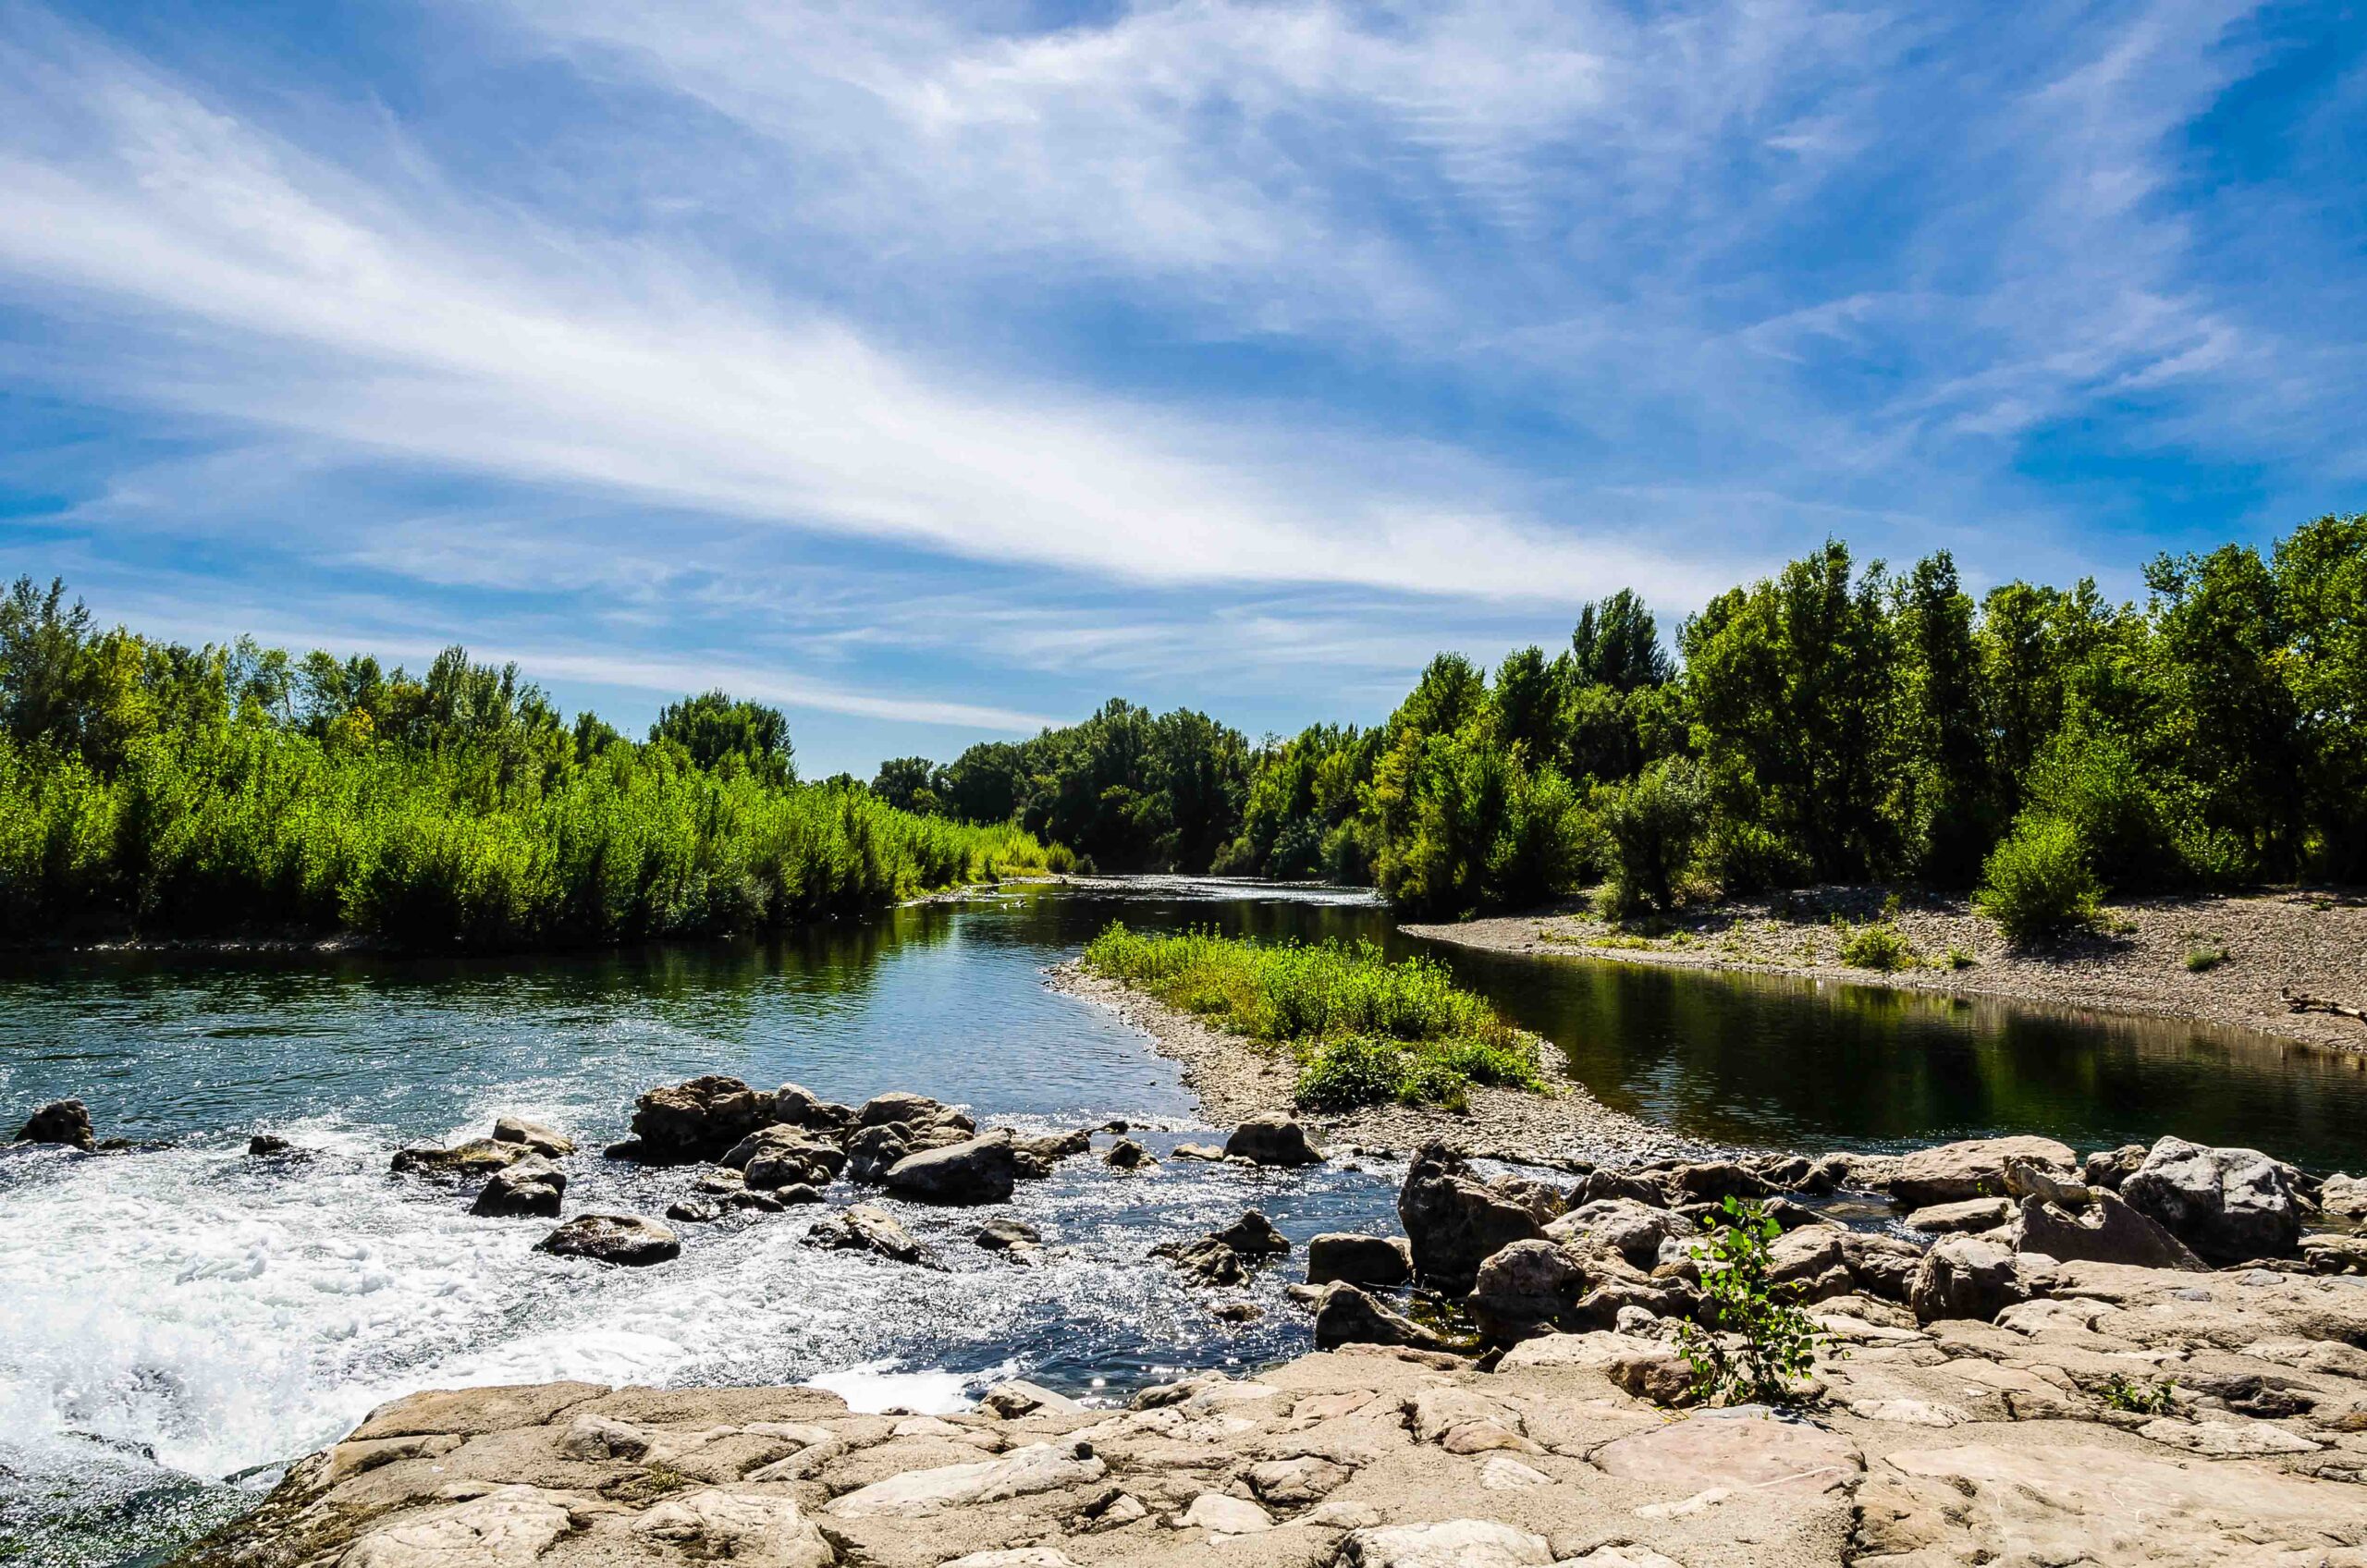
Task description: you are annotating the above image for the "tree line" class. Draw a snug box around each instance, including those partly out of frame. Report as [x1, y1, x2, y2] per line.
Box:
[875, 515, 2366, 932]
[0, 581, 1058, 948]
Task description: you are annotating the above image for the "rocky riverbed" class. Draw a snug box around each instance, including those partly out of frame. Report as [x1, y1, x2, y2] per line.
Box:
[1408, 885, 2367, 1054]
[148, 1103, 2367, 1568]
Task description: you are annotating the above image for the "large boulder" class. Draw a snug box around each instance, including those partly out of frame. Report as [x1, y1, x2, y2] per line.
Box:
[1010, 1128, 1092, 1179]
[1547, 1198, 1684, 1270]
[802, 1203, 942, 1268]
[882, 1131, 1018, 1205]
[1668, 1160, 1772, 1203]
[1210, 1211, 1289, 1257]
[1225, 1113, 1322, 1168]
[2011, 1190, 2204, 1271]
[471, 1155, 567, 1218]
[1307, 1233, 1413, 1287]
[2120, 1135, 2304, 1263]
[535, 1213, 680, 1266]
[770, 1083, 855, 1133]
[724, 1126, 847, 1189]
[1569, 1168, 1673, 1208]
[1908, 1236, 2029, 1323]
[855, 1092, 973, 1135]
[1397, 1143, 1547, 1290]
[1837, 1230, 1929, 1302]
[1886, 1135, 2078, 1208]
[629, 1075, 775, 1163]
[843, 1124, 912, 1183]
[1313, 1282, 1455, 1352]
[1466, 1239, 1587, 1343]
[13, 1098, 95, 1150]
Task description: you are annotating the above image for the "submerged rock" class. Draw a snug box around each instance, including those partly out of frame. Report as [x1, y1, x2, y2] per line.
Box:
[1209, 1210, 1289, 1257]
[803, 1203, 942, 1268]
[535, 1212, 680, 1266]
[1102, 1136, 1157, 1170]
[14, 1098, 95, 1151]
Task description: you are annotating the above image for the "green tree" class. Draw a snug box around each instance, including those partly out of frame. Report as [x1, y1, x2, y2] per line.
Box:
[649, 690, 795, 786]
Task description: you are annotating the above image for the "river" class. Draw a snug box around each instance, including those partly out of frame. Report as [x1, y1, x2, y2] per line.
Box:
[6, 876, 2365, 1565]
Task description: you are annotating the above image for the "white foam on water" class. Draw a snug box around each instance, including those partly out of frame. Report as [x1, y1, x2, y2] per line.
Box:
[804, 1362, 983, 1415]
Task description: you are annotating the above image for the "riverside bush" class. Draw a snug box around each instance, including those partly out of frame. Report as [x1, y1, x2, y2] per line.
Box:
[1837, 922, 1916, 972]
[1974, 813, 2102, 945]
[1079, 923, 1542, 1109]
[1674, 1197, 1831, 1406]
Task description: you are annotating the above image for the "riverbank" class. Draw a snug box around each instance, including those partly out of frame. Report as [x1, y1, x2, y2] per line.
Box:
[1405, 885, 2367, 1054]
[1046, 960, 1696, 1166]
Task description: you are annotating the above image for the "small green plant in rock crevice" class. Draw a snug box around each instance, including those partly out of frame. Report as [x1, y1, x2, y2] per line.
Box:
[2094, 1373, 2177, 1415]
[1673, 1197, 1833, 1406]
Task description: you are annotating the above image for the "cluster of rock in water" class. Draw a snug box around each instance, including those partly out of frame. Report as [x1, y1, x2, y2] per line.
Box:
[24, 1088, 2367, 1565]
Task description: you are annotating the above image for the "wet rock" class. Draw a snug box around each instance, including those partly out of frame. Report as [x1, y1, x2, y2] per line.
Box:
[1155, 1236, 1247, 1286]
[1908, 1236, 2028, 1323]
[1210, 1210, 1289, 1257]
[1210, 1300, 1262, 1323]
[802, 1203, 942, 1268]
[390, 1138, 533, 1181]
[1011, 1128, 1092, 1179]
[1886, 1135, 2079, 1208]
[730, 1189, 788, 1213]
[489, 1116, 573, 1158]
[534, 1212, 680, 1266]
[628, 1074, 777, 1164]
[844, 1123, 912, 1183]
[2011, 1189, 2204, 1270]
[1172, 1143, 1227, 1161]
[727, 1126, 846, 1189]
[1306, 1232, 1413, 1287]
[1314, 1281, 1455, 1352]
[1224, 1112, 1322, 1167]
[771, 1182, 824, 1206]
[975, 1219, 1042, 1252]
[769, 1082, 854, 1133]
[1906, 1196, 2012, 1234]
[246, 1133, 309, 1160]
[666, 1196, 723, 1223]
[1102, 1136, 1156, 1170]
[1466, 1239, 1587, 1343]
[13, 1098, 95, 1151]
[1398, 1142, 1548, 1290]
[470, 1154, 567, 1219]
[2120, 1135, 2304, 1263]
[883, 1131, 1019, 1205]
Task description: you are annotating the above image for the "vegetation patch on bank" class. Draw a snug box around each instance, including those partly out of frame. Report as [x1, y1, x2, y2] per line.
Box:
[1078, 922, 1544, 1111]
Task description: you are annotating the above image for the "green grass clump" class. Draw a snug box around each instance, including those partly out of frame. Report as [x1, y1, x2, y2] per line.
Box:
[1837, 922, 1917, 972]
[1080, 923, 1543, 1110]
[2185, 944, 2228, 973]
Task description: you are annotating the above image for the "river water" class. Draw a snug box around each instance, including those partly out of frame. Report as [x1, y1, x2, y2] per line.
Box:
[6, 877, 2365, 1565]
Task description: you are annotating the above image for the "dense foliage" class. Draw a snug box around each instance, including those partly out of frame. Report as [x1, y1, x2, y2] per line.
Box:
[891, 515, 2365, 929]
[1078, 923, 1543, 1109]
[0, 581, 1056, 948]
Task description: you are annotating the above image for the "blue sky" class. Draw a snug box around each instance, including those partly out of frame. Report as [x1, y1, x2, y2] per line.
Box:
[1, 0, 2361, 776]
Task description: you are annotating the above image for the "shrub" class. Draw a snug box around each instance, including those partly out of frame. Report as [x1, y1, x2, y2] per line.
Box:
[2184, 944, 2227, 973]
[1974, 813, 2101, 945]
[2093, 1373, 2177, 1415]
[1674, 1197, 1832, 1406]
[1701, 817, 1809, 897]
[1942, 945, 1977, 970]
[1838, 922, 1916, 972]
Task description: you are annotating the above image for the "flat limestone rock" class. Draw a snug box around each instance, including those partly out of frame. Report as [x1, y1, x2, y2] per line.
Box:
[1857, 1440, 2367, 1565]
[1341, 1518, 1554, 1567]
[631, 1488, 833, 1568]
[1591, 1408, 1862, 1496]
[825, 1440, 1107, 1517]
[339, 1486, 574, 1568]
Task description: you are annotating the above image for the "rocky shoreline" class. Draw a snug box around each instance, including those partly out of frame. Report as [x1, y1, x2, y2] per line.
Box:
[150, 1102, 2367, 1568]
[1046, 960, 1697, 1168]
[1404, 885, 2367, 1054]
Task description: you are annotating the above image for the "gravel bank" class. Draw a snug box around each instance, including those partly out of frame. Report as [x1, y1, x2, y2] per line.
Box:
[1045, 960, 1698, 1166]
[1405, 885, 2367, 1052]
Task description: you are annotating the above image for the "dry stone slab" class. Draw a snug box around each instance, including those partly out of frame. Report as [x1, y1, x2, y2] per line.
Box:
[825, 1439, 1107, 1517]
[338, 1486, 574, 1568]
[631, 1488, 833, 1568]
[1590, 1408, 1862, 1497]
[1342, 1518, 1556, 1568]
